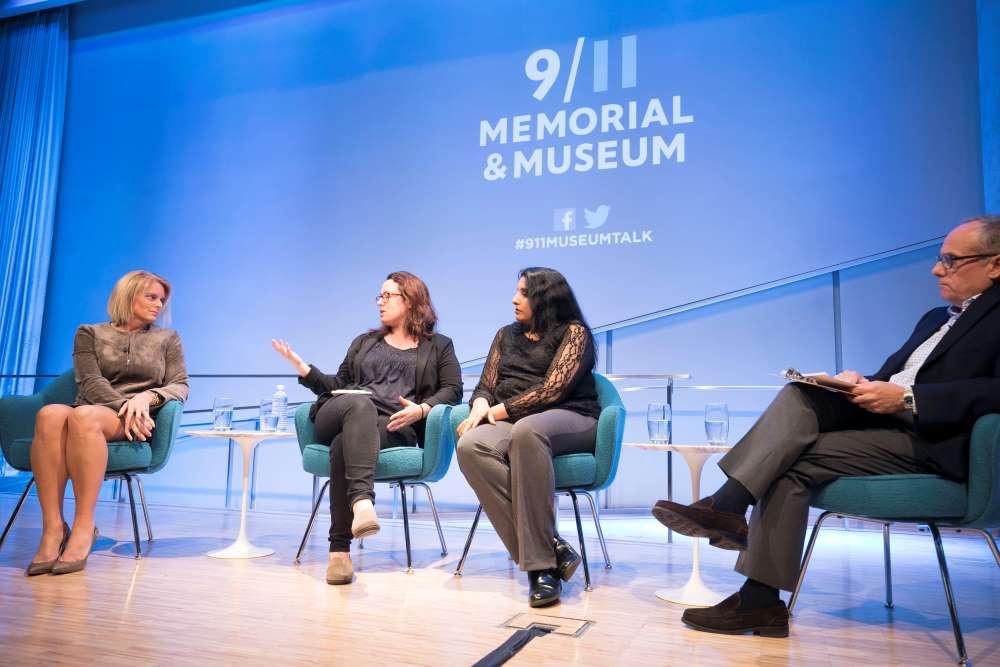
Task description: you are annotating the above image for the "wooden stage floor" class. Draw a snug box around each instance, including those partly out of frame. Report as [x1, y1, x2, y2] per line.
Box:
[0, 495, 997, 666]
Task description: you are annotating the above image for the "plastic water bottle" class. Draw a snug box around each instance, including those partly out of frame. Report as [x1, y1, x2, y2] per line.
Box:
[272, 384, 289, 432]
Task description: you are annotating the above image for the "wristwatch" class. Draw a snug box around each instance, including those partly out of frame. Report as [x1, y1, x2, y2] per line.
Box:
[902, 387, 916, 414]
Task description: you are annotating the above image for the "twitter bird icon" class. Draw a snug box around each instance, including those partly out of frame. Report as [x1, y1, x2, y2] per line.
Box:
[583, 205, 610, 229]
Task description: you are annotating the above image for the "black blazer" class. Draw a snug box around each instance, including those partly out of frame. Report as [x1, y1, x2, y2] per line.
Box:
[299, 331, 463, 443]
[870, 283, 1000, 480]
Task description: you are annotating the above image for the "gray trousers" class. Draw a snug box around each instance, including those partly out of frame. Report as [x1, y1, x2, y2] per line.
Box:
[456, 409, 598, 571]
[719, 384, 927, 591]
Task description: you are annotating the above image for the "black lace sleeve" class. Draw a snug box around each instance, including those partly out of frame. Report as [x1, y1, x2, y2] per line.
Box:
[503, 323, 592, 419]
[470, 328, 504, 405]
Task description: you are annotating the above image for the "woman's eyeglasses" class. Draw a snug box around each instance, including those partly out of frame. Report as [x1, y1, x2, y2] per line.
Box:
[375, 292, 404, 304]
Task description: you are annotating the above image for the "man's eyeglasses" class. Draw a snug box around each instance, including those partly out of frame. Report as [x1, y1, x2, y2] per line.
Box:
[936, 253, 996, 271]
[375, 292, 404, 304]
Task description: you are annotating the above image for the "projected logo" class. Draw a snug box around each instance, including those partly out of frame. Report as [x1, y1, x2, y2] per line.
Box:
[583, 205, 609, 229]
[517, 204, 652, 251]
[553, 208, 576, 231]
[480, 35, 695, 182]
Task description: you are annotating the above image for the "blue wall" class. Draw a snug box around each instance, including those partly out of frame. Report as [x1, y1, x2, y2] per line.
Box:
[22, 0, 993, 511]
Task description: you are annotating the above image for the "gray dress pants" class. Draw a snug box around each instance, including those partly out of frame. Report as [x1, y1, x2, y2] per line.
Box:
[719, 384, 928, 591]
[457, 409, 598, 572]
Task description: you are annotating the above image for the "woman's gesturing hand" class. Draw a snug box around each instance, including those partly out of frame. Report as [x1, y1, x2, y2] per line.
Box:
[387, 397, 428, 432]
[456, 397, 495, 437]
[118, 393, 154, 442]
[271, 338, 310, 376]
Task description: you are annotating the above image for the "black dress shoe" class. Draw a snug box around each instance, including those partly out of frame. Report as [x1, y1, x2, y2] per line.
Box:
[553, 536, 581, 582]
[652, 498, 748, 550]
[681, 593, 789, 637]
[528, 569, 561, 608]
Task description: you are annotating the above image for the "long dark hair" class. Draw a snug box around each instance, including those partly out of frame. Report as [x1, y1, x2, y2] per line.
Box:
[518, 267, 593, 346]
[376, 271, 438, 340]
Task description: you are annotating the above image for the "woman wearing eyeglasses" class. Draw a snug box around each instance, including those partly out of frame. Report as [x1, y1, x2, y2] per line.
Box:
[455, 267, 601, 608]
[272, 271, 462, 585]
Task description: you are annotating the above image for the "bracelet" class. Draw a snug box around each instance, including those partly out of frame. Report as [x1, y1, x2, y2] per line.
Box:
[147, 391, 164, 407]
[420, 404, 428, 418]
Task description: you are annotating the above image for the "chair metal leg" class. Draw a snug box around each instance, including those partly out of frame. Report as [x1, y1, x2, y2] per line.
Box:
[972, 528, 1000, 568]
[0, 476, 34, 550]
[568, 490, 592, 591]
[929, 523, 969, 666]
[455, 505, 482, 576]
[123, 475, 142, 559]
[250, 443, 259, 510]
[789, 510, 836, 613]
[135, 476, 154, 543]
[580, 490, 611, 569]
[225, 438, 234, 509]
[398, 481, 413, 574]
[296, 480, 329, 563]
[411, 483, 418, 513]
[391, 483, 399, 520]
[414, 482, 447, 556]
[882, 522, 893, 608]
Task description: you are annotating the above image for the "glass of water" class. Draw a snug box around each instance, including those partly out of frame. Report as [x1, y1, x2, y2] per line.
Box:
[212, 397, 234, 431]
[705, 402, 730, 444]
[647, 402, 671, 444]
[258, 398, 277, 432]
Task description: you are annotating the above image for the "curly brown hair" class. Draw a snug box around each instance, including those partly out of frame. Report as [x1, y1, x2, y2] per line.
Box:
[375, 271, 438, 340]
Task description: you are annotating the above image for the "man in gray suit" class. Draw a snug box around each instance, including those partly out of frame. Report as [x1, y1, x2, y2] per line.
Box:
[653, 215, 1000, 637]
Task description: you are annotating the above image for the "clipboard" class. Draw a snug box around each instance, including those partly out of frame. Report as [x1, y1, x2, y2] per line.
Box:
[780, 368, 856, 395]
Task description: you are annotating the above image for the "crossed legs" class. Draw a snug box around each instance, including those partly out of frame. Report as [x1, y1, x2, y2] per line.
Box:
[30, 404, 125, 563]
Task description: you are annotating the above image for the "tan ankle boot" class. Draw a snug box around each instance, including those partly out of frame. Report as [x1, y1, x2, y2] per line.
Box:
[326, 556, 354, 585]
[351, 498, 380, 538]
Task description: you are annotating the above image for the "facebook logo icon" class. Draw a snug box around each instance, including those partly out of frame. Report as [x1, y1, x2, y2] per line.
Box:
[553, 208, 576, 232]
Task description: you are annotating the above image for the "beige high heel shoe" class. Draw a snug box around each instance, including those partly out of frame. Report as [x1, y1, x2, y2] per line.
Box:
[25, 522, 70, 577]
[51, 526, 99, 575]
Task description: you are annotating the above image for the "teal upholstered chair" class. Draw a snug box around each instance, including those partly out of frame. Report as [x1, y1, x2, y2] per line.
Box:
[790, 414, 1000, 667]
[0, 370, 185, 558]
[453, 372, 627, 591]
[293, 401, 454, 572]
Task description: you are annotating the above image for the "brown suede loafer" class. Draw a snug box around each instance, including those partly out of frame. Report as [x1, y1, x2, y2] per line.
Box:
[682, 593, 789, 637]
[651, 498, 748, 550]
[326, 556, 354, 585]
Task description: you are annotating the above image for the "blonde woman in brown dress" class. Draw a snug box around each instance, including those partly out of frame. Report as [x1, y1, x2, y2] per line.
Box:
[26, 270, 188, 576]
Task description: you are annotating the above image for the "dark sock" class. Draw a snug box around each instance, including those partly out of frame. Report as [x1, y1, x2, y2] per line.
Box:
[709, 477, 754, 514]
[738, 578, 780, 609]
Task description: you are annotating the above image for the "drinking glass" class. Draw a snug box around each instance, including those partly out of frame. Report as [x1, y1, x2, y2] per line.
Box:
[647, 402, 671, 444]
[704, 402, 730, 444]
[258, 399, 277, 432]
[212, 397, 234, 431]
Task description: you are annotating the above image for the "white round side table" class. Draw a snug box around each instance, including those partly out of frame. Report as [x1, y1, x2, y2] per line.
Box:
[187, 429, 294, 558]
[627, 442, 732, 607]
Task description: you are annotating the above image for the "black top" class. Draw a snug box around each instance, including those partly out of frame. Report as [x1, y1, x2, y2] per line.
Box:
[355, 340, 418, 416]
[299, 331, 463, 443]
[471, 321, 600, 422]
[868, 282, 1000, 480]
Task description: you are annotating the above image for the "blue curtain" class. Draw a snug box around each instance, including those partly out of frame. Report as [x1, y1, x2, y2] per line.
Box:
[0, 8, 68, 472]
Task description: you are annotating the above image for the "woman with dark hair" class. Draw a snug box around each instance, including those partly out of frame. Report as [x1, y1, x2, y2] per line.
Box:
[456, 267, 600, 607]
[272, 271, 462, 585]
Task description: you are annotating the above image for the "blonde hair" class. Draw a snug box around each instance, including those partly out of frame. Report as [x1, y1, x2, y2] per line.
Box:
[107, 270, 172, 326]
